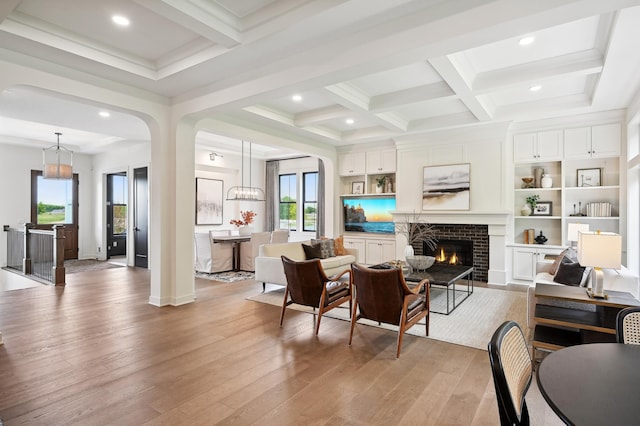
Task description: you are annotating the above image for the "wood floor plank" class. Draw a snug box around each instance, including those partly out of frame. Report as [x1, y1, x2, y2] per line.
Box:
[0, 267, 564, 425]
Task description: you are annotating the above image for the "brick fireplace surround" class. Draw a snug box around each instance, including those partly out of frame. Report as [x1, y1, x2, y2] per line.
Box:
[411, 224, 489, 282]
[393, 212, 509, 286]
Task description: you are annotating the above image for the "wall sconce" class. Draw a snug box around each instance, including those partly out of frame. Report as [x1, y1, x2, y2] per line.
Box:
[209, 152, 223, 161]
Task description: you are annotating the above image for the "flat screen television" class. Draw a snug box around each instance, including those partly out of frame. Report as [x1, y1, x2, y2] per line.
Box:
[342, 196, 396, 234]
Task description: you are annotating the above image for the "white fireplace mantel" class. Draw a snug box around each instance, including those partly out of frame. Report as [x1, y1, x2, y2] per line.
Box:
[391, 210, 512, 286]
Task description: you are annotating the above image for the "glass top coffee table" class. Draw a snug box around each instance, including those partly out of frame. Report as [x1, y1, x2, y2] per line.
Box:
[403, 264, 474, 314]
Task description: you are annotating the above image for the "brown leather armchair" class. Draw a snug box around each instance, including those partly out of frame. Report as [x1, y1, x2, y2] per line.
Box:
[349, 263, 430, 358]
[280, 256, 351, 335]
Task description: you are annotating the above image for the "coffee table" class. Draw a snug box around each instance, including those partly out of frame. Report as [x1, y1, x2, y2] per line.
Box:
[404, 264, 474, 314]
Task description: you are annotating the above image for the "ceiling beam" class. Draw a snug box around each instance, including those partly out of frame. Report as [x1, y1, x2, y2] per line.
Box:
[429, 56, 492, 122]
[294, 104, 350, 127]
[369, 81, 456, 112]
[134, 0, 241, 47]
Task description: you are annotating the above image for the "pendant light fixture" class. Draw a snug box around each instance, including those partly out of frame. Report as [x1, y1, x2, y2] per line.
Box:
[226, 140, 265, 201]
[43, 132, 73, 180]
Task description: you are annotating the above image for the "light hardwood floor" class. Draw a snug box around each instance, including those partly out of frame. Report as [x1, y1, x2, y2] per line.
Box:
[0, 267, 562, 425]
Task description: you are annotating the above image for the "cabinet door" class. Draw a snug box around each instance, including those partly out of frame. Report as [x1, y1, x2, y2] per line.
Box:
[591, 123, 620, 158]
[380, 240, 396, 262]
[563, 127, 592, 159]
[339, 152, 365, 176]
[512, 248, 536, 281]
[514, 133, 537, 162]
[536, 130, 562, 161]
[343, 238, 365, 263]
[366, 149, 396, 174]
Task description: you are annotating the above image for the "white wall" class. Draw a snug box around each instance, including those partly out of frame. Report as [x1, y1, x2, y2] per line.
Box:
[0, 143, 94, 265]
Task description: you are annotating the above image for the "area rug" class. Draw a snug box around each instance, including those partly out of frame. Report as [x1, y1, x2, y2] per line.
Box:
[195, 271, 255, 283]
[247, 285, 526, 350]
[65, 259, 123, 274]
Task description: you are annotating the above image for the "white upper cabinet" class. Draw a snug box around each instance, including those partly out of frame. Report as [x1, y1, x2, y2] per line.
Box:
[338, 152, 366, 176]
[564, 124, 620, 159]
[365, 149, 396, 174]
[514, 130, 562, 162]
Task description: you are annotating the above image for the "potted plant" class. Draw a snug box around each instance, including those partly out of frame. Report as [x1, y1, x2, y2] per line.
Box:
[375, 176, 387, 193]
[230, 210, 256, 235]
[524, 194, 540, 216]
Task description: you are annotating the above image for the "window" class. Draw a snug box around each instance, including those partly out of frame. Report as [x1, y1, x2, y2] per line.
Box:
[111, 174, 128, 235]
[34, 175, 73, 225]
[279, 174, 297, 230]
[303, 172, 318, 232]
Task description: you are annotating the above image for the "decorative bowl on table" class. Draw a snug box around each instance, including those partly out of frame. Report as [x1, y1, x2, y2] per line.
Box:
[405, 255, 435, 271]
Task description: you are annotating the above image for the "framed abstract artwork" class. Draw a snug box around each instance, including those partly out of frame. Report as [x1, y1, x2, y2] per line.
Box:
[195, 178, 223, 224]
[423, 163, 470, 210]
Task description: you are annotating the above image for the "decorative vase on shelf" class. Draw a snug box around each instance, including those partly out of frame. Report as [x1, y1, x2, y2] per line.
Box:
[521, 204, 532, 216]
[404, 244, 414, 259]
[534, 168, 543, 188]
[541, 174, 552, 188]
[375, 185, 383, 194]
[534, 231, 548, 245]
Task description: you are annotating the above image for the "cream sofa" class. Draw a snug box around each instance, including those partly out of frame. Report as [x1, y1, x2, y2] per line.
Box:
[527, 261, 640, 329]
[254, 240, 357, 291]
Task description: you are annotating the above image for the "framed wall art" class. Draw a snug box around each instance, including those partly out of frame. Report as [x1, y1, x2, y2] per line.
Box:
[351, 181, 364, 195]
[423, 163, 470, 210]
[195, 178, 223, 225]
[576, 168, 601, 187]
[532, 201, 552, 216]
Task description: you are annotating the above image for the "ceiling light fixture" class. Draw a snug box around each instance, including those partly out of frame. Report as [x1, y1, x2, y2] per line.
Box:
[209, 152, 223, 161]
[519, 36, 535, 46]
[43, 132, 73, 180]
[226, 140, 265, 201]
[529, 85, 542, 92]
[346, 118, 354, 125]
[99, 111, 110, 118]
[292, 94, 302, 102]
[112, 15, 130, 26]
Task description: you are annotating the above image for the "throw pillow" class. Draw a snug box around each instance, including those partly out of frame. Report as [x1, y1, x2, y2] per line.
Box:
[302, 243, 323, 260]
[549, 248, 571, 276]
[334, 235, 347, 256]
[553, 257, 586, 286]
[311, 238, 335, 258]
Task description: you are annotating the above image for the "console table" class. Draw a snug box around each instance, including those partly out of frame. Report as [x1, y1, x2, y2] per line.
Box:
[533, 283, 640, 354]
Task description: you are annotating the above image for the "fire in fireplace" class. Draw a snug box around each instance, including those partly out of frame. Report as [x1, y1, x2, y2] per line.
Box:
[423, 239, 473, 267]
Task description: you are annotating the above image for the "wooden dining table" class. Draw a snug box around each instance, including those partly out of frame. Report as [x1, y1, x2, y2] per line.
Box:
[536, 343, 640, 426]
[210, 235, 251, 271]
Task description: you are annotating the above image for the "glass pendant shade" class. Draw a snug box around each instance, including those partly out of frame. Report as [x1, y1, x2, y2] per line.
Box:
[226, 140, 265, 201]
[43, 132, 73, 180]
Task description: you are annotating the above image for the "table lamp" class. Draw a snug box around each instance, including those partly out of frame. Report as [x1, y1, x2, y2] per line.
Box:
[567, 223, 589, 248]
[577, 231, 621, 298]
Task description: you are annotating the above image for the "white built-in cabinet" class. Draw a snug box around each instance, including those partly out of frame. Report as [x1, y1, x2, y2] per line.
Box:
[513, 130, 563, 162]
[343, 236, 396, 265]
[339, 148, 397, 265]
[512, 246, 563, 281]
[510, 122, 622, 285]
[563, 124, 620, 159]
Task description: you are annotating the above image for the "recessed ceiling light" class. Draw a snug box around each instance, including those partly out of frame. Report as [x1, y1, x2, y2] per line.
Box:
[99, 111, 110, 118]
[112, 15, 130, 27]
[292, 94, 302, 102]
[345, 118, 355, 125]
[519, 36, 535, 46]
[529, 85, 542, 92]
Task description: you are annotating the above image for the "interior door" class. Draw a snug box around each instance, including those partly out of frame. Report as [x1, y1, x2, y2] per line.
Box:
[30, 170, 79, 260]
[133, 167, 149, 268]
[106, 172, 127, 258]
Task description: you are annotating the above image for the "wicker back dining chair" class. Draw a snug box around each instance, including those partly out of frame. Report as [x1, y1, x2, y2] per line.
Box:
[616, 307, 640, 344]
[348, 263, 429, 358]
[488, 321, 533, 426]
[280, 256, 351, 335]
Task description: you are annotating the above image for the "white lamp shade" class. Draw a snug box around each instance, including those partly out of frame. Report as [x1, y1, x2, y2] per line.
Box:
[567, 223, 589, 242]
[577, 231, 621, 269]
[43, 163, 72, 179]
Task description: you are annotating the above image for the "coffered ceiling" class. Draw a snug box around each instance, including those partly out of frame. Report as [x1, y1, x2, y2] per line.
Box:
[1, 0, 640, 155]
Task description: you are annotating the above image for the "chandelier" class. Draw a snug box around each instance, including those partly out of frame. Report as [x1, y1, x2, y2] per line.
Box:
[226, 140, 265, 201]
[43, 132, 73, 179]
